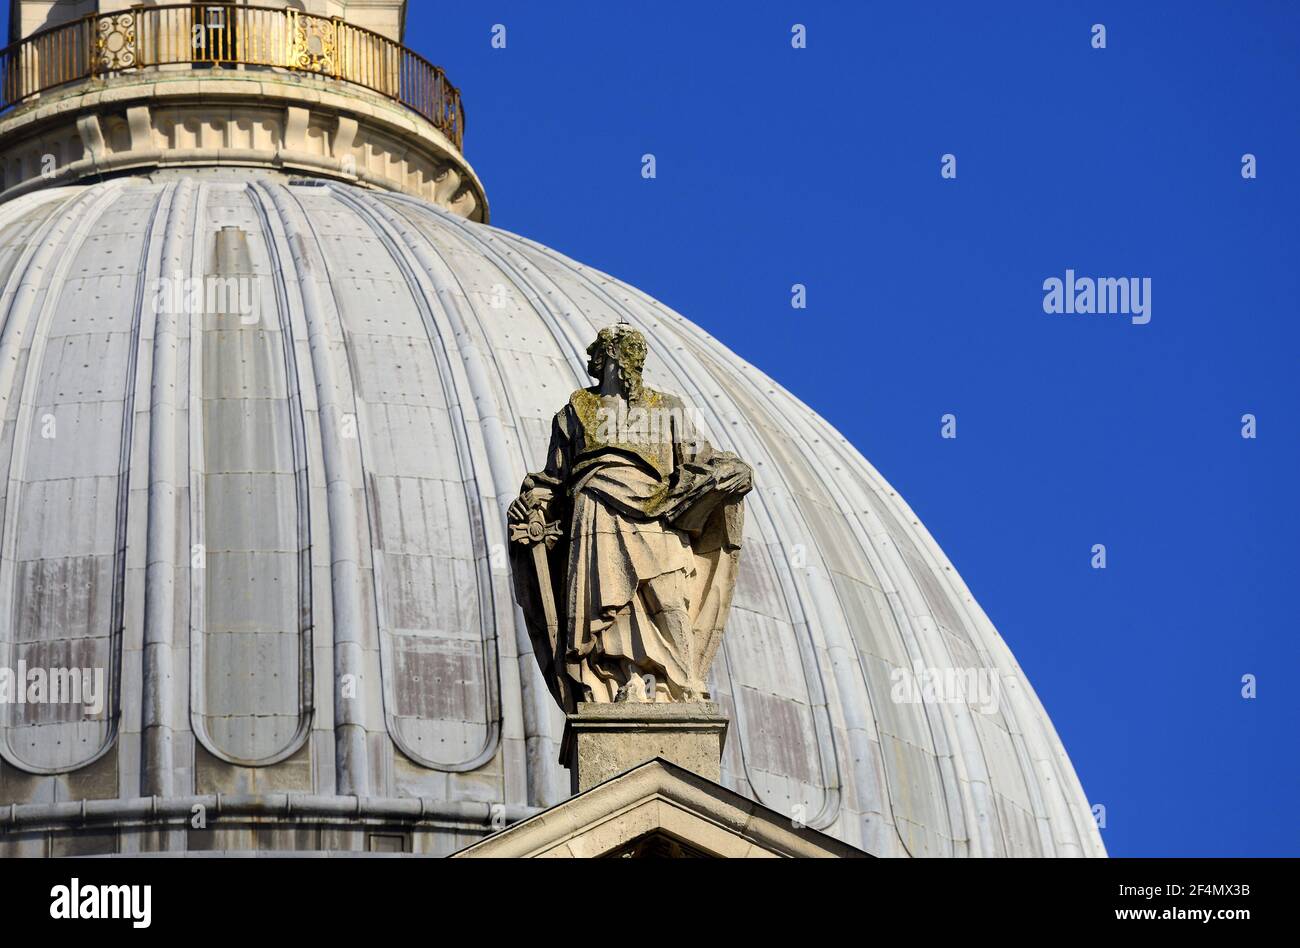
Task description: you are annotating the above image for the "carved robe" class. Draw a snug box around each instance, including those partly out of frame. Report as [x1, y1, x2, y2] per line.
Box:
[510, 386, 751, 710]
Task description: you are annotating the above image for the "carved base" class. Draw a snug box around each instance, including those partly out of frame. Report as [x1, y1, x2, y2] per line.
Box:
[560, 702, 729, 794]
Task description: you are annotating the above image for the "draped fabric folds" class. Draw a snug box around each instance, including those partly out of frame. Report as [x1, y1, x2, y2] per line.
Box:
[510, 387, 751, 711]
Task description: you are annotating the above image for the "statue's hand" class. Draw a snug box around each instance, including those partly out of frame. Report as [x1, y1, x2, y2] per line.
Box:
[508, 487, 552, 523]
[507, 493, 533, 523]
[716, 460, 754, 496]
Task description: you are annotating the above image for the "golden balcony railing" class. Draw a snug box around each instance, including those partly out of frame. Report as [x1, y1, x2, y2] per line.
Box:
[0, 4, 465, 150]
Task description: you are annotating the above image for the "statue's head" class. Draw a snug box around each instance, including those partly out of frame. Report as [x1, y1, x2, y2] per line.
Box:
[586, 323, 647, 397]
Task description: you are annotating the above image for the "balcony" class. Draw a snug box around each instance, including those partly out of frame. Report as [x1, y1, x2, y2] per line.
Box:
[0, 4, 465, 151]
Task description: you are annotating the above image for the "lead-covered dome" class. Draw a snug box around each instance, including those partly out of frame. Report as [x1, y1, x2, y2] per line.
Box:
[0, 173, 1103, 857]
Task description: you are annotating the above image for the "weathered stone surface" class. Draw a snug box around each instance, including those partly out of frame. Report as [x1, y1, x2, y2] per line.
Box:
[561, 701, 728, 792]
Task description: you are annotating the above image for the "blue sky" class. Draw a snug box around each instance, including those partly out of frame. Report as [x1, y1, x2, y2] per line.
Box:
[7, 1, 1292, 857]
[401, 1, 1297, 856]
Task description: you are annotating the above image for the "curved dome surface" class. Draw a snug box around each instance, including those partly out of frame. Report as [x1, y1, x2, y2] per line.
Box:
[0, 173, 1103, 857]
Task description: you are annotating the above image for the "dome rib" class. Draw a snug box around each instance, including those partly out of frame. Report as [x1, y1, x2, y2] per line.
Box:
[261, 180, 372, 796]
[141, 177, 193, 792]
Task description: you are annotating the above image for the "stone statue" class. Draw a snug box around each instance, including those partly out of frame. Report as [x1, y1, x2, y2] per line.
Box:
[508, 323, 753, 711]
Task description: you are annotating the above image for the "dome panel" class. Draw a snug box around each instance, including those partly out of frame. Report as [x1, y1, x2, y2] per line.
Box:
[187, 181, 312, 767]
[0, 184, 139, 774]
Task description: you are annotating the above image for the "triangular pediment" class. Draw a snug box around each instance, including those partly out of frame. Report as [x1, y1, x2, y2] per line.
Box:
[452, 758, 870, 858]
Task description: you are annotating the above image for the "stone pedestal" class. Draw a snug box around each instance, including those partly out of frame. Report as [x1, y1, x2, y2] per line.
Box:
[560, 702, 729, 793]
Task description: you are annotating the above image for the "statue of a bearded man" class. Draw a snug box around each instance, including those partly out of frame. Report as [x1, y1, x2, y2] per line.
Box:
[507, 323, 753, 711]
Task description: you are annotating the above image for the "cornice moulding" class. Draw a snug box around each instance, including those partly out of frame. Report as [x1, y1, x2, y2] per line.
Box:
[0, 70, 488, 220]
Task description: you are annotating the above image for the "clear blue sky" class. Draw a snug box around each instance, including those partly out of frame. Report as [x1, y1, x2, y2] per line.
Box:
[9, 1, 1294, 857]
[402, 0, 1296, 857]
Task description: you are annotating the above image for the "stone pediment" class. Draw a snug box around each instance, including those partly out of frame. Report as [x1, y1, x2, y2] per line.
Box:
[452, 758, 870, 859]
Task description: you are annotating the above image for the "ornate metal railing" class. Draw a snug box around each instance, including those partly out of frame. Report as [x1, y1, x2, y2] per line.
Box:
[0, 4, 464, 149]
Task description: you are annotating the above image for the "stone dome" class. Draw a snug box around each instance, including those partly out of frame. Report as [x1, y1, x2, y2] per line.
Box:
[0, 171, 1103, 857]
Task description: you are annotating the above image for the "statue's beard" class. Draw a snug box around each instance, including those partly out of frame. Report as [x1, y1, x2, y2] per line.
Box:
[611, 366, 642, 400]
[591, 357, 641, 399]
